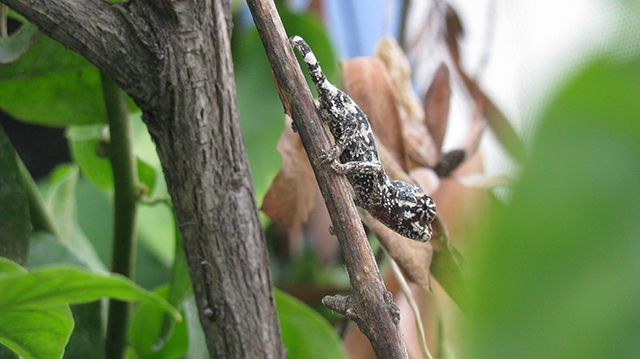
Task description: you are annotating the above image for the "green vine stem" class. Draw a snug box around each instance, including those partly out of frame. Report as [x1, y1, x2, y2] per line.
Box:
[100, 71, 140, 359]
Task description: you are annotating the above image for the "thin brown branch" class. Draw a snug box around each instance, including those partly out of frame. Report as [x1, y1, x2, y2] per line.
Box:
[245, 1, 409, 357]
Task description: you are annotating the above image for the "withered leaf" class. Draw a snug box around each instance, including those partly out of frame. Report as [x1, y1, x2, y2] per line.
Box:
[445, 4, 464, 66]
[341, 57, 409, 170]
[362, 211, 433, 293]
[261, 116, 318, 229]
[374, 36, 440, 168]
[374, 36, 426, 125]
[424, 63, 451, 153]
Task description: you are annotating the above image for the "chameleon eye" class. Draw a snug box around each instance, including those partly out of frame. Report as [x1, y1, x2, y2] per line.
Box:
[419, 197, 436, 223]
[420, 209, 431, 223]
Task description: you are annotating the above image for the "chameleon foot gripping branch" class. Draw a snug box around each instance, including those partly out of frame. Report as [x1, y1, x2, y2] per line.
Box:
[290, 35, 437, 241]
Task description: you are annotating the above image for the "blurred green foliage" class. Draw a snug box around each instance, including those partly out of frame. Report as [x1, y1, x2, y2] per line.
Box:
[462, 55, 640, 358]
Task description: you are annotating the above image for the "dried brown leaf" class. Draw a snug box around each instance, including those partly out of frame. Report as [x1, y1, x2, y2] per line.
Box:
[261, 116, 318, 229]
[374, 36, 425, 125]
[373, 36, 440, 168]
[424, 63, 451, 153]
[362, 210, 433, 293]
[341, 57, 408, 169]
[445, 4, 464, 66]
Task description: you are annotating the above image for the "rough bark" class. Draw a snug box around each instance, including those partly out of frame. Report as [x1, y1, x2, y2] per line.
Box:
[1, 0, 285, 357]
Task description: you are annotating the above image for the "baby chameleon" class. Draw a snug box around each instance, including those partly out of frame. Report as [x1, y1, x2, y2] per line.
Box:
[290, 36, 437, 241]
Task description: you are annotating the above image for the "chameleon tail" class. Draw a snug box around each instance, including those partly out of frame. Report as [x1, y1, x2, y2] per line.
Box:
[289, 36, 336, 97]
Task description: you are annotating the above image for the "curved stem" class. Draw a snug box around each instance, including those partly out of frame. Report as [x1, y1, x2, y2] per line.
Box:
[101, 71, 139, 359]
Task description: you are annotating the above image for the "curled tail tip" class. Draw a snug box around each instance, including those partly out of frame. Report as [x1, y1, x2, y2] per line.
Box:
[289, 35, 312, 54]
[289, 35, 304, 48]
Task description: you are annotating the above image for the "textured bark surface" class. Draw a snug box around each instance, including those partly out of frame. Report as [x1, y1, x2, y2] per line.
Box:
[1, 0, 285, 357]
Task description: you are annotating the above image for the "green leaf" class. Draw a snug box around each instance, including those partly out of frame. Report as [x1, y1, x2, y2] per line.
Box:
[68, 124, 113, 191]
[0, 125, 31, 265]
[0, 260, 181, 318]
[0, 257, 24, 273]
[68, 121, 158, 194]
[129, 285, 189, 359]
[183, 297, 209, 359]
[43, 164, 106, 271]
[462, 57, 640, 359]
[0, 33, 106, 126]
[130, 224, 192, 359]
[137, 158, 157, 196]
[0, 29, 139, 127]
[26, 233, 106, 359]
[234, 7, 337, 207]
[0, 303, 74, 359]
[27, 231, 87, 268]
[45, 164, 79, 244]
[0, 22, 43, 64]
[275, 289, 346, 359]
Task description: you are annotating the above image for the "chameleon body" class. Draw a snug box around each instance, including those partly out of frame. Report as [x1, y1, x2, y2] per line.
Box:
[290, 36, 437, 241]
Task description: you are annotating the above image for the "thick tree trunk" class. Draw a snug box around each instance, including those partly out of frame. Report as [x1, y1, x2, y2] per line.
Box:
[1, 0, 285, 357]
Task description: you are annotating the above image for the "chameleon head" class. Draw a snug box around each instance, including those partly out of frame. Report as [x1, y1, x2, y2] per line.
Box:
[380, 181, 437, 242]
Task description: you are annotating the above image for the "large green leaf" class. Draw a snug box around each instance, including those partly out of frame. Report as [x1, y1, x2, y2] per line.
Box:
[27, 232, 105, 359]
[0, 259, 180, 359]
[275, 289, 346, 359]
[462, 57, 640, 358]
[0, 125, 31, 265]
[0, 32, 106, 126]
[0, 303, 73, 359]
[0, 261, 180, 318]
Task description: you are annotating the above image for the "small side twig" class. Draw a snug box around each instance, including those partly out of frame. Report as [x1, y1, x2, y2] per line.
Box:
[245, 1, 409, 357]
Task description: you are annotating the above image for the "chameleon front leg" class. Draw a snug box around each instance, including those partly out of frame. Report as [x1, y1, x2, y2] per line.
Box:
[318, 110, 360, 164]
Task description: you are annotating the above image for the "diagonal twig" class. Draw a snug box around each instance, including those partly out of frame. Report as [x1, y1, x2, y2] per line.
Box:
[245, 1, 410, 357]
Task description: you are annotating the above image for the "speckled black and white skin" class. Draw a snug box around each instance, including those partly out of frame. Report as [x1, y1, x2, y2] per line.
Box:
[290, 36, 437, 241]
